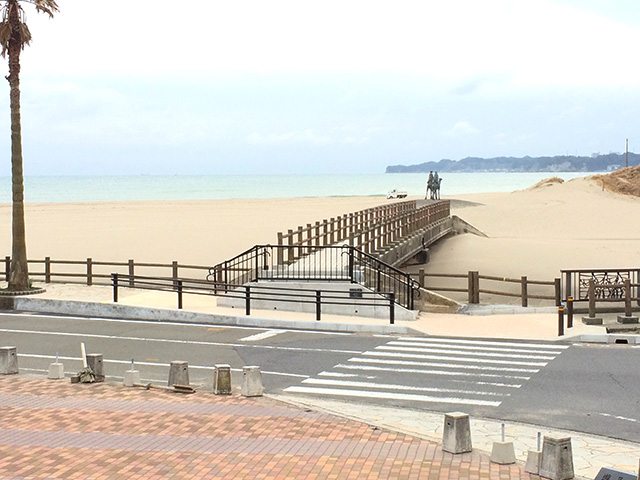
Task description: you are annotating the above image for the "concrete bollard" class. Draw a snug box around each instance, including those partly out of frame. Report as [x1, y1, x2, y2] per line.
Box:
[525, 450, 541, 475]
[490, 424, 516, 464]
[86, 353, 105, 382]
[0, 346, 18, 375]
[123, 360, 141, 387]
[213, 364, 232, 395]
[442, 412, 472, 454]
[539, 436, 574, 480]
[48, 363, 64, 380]
[241, 366, 263, 397]
[168, 361, 190, 387]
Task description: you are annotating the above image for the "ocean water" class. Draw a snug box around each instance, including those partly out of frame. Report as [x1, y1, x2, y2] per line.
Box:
[0, 172, 597, 203]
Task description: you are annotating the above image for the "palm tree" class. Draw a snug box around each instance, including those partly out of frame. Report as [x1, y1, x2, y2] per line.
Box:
[0, 0, 58, 291]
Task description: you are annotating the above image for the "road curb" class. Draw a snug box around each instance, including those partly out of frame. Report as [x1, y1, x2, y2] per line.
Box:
[10, 297, 421, 335]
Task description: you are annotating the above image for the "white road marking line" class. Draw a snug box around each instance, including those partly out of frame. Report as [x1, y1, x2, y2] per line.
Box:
[375, 345, 555, 360]
[317, 372, 361, 378]
[0, 312, 352, 335]
[0, 328, 361, 355]
[397, 337, 569, 350]
[283, 386, 502, 407]
[364, 351, 548, 367]
[348, 357, 540, 373]
[16, 353, 309, 378]
[387, 341, 563, 355]
[301, 378, 508, 397]
[239, 330, 283, 342]
[334, 363, 527, 383]
[595, 412, 638, 423]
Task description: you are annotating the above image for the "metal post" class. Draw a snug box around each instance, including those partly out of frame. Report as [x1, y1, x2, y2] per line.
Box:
[172, 261, 178, 282]
[112, 273, 118, 303]
[567, 296, 573, 328]
[558, 305, 564, 336]
[177, 280, 183, 309]
[316, 291, 321, 321]
[4, 256, 9, 282]
[554, 277, 561, 306]
[389, 292, 395, 325]
[245, 286, 251, 316]
[348, 247, 355, 283]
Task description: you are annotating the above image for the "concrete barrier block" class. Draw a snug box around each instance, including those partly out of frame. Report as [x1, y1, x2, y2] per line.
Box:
[86, 353, 105, 382]
[213, 364, 231, 395]
[617, 315, 639, 324]
[524, 450, 541, 475]
[123, 370, 141, 387]
[582, 316, 603, 325]
[168, 361, 189, 387]
[442, 412, 472, 454]
[47, 362, 64, 380]
[539, 436, 574, 480]
[0, 346, 18, 375]
[490, 441, 516, 464]
[241, 366, 263, 397]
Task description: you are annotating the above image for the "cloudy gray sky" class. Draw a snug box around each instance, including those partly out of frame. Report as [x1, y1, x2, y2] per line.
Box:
[2, 0, 639, 175]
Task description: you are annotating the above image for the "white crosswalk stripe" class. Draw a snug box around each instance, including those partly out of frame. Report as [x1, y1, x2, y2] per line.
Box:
[283, 337, 568, 407]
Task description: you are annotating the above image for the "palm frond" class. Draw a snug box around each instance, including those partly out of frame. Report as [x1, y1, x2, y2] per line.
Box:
[32, 0, 59, 18]
[19, 21, 30, 45]
[0, 20, 10, 58]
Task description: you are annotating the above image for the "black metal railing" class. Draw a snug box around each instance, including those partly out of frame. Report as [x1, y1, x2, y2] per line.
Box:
[111, 273, 397, 324]
[207, 244, 419, 310]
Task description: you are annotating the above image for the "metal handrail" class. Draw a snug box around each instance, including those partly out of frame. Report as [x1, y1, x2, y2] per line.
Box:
[207, 244, 419, 310]
[111, 273, 397, 324]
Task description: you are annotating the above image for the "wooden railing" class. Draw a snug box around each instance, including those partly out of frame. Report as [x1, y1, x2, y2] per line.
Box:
[3, 256, 210, 287]
[411, 269, 561, 306]
[276, 200, 450, 261]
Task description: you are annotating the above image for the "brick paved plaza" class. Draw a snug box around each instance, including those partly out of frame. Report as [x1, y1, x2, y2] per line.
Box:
[0, 376, 542, 479]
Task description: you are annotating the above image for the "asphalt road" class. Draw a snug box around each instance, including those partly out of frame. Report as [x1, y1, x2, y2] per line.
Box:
[1, 312, 639, 443]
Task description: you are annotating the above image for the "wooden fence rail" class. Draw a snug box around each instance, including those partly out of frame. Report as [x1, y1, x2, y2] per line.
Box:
[3, 256, 210, 287]
[411, 269, 562, 306]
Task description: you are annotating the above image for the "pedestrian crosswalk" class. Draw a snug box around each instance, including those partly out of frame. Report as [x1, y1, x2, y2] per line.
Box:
[283, 336, 569, 408]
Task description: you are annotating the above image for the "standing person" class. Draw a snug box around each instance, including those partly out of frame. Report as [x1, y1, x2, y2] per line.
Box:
[426, 171, 434, 199]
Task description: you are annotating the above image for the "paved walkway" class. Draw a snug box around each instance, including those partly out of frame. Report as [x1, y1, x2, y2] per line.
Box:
[1, 376, 540, 480]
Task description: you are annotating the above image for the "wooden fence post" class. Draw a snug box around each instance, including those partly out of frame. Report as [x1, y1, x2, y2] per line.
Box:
[86, 258, 92, 286]
[172, 261, 178, 281]
[419, 268, 425, 288]
[287, 229, 294, 263]
[468, 271, 480, 304]
[554, 278, 561, 306]
[128, 259, 135, 287]
[277, 232, 283, 264]
[521, 276, 528, 307]
[45, 257, 51, 283]
[4, 256, 9, 282]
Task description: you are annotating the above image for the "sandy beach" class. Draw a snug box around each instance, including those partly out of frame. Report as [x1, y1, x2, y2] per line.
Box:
[1, 173, 638, 297]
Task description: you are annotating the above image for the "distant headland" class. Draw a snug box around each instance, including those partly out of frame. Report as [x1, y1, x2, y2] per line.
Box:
[385, 153, 640, 173]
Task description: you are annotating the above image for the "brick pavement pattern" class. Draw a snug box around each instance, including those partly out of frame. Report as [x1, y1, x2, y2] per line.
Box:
[0, 376, 541, 479]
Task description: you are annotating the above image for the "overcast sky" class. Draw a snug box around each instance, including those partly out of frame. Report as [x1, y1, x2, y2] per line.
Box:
[1, 0, 639, 175]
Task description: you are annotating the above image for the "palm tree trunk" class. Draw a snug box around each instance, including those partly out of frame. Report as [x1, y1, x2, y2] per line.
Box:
[7, 0, 28, 291]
